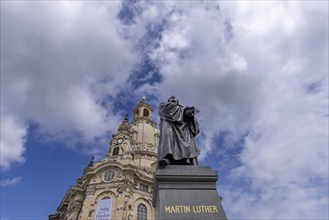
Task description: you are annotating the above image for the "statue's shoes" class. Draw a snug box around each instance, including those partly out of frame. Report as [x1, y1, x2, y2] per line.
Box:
[158, 158, 170, 168]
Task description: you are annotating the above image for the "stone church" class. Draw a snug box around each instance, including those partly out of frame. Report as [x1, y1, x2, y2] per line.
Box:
[49, 99, 159, 220]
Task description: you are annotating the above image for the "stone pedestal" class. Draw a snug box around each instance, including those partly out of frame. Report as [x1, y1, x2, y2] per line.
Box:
[152, 165, 227, 220]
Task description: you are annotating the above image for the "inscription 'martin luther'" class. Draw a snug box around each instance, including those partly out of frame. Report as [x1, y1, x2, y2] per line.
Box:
[165, 205, 219, 214]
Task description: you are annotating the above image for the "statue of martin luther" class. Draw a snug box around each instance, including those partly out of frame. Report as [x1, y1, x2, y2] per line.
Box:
[157, 96, 201, 167]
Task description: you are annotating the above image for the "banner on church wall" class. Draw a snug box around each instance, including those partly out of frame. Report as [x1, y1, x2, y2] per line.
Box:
[95, 198, 112, 220]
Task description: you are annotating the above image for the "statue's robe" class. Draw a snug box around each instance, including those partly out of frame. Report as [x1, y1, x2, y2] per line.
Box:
[158, 101, 200, 162]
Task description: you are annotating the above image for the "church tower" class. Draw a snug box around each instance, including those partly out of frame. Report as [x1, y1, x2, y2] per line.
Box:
[49, 98, 159, 220]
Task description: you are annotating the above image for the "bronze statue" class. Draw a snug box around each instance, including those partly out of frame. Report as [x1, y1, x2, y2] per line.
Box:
[158, 96, 200, 167]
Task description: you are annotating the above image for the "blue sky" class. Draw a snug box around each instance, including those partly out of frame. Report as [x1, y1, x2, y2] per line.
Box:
[1, 1, 328, 219]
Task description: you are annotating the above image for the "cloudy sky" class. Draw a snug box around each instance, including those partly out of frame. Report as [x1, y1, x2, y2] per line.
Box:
[1, 1, 328, 219]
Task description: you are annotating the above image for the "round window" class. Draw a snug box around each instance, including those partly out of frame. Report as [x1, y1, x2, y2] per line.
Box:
[103, 170, 116, 182]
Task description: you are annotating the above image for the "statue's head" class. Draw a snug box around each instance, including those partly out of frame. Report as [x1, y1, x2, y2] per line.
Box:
[168, 96, 179, 104]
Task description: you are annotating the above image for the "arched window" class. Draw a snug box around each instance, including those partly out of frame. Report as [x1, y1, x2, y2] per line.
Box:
[137, 203, 147, 220]
[143, 109, 149, 117]
[112, 147, 120, 156]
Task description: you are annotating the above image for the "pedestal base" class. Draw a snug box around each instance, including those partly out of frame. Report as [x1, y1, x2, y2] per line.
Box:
[152, 165, 227, 220]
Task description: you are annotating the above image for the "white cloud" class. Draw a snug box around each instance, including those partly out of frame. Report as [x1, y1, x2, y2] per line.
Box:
[0, 176, 22, 187]
[1, 1, 138, 169]
[0, 115, 26, 171]
[222, 70, 328, 219]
